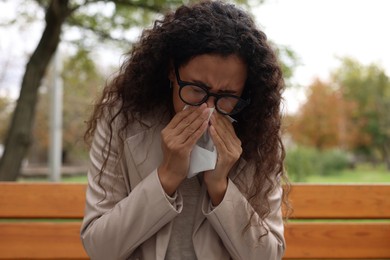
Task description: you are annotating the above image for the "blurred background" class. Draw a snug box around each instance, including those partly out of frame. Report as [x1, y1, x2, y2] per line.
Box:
[0, 0, 389, 183]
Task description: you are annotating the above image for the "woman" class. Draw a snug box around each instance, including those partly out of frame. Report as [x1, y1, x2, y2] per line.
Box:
[81, 1, 288, 259]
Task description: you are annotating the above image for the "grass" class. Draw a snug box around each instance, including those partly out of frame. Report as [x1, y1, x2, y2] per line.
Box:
[18, 174, 88, 183]
[305, 164, 390, 183]
[16, 163, 390, 183]
[52, 175, 88, 183]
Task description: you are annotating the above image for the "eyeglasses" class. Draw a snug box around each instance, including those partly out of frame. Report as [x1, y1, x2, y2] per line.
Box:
[174, 65, 250, 116]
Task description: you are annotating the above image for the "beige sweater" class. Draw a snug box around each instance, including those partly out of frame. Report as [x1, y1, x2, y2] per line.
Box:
[165, 177, 200, 259]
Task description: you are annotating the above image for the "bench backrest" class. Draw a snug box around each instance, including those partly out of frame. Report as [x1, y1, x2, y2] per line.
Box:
[0, 183, 389, 259]
[285, 184, 390, 259]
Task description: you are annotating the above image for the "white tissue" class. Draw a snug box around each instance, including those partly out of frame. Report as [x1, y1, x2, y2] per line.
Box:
[184, 105, 217, 178]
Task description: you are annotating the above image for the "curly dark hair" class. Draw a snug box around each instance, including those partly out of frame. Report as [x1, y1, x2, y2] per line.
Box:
[85, 0, 290, 239]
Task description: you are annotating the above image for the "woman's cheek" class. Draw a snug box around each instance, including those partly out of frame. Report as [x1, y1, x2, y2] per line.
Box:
[172, 88, 186, 114]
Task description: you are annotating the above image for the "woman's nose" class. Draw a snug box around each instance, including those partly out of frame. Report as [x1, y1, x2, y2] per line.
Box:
[206, 96, 216, 108]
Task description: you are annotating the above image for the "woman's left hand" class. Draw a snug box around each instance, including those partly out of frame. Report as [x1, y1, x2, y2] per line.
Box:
[204, 112, 242, 206]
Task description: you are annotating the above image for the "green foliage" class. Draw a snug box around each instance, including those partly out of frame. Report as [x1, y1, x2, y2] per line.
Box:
[274, 44, 300, 86]
[285, 146, 351, 182]
[66, 0, 249, 48]
[331, 57, 390, 169]
[285, 146, 319, 182]
[31, 48, 104, 164]
[61, 48, 105, 163]
[319, 149, 351, 176]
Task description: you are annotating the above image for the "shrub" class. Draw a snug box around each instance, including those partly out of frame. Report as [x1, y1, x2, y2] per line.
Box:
[285, 146, 319, 182]
[285, 146, 350, 182]
[319, 149, 350, 176]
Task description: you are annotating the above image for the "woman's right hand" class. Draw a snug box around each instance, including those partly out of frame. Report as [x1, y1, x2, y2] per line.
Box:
[158, 103, 210, 195]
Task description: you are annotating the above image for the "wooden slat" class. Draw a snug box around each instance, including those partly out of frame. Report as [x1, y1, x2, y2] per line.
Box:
[0, 222, 88, 259]
[285, 184, 390, 219]
[1, 222, 389, 259]
[284, 223, 390, 259]
[0, 183, 86, 218]
[1, 183, 390, 219]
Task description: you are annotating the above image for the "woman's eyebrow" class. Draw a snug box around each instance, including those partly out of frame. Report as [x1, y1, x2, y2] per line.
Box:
[191, 79, 211, 89]
[189, 78, 238, 94]
[218, 89, 237, 94]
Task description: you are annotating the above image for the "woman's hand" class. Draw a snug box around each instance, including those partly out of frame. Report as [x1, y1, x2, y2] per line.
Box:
[158, 104, 210, 195]
[204, 112, 242, 206]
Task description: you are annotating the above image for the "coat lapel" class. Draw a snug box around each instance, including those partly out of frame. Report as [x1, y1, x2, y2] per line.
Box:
[124, 122, 165, 189]
[124, 116, 173, 259]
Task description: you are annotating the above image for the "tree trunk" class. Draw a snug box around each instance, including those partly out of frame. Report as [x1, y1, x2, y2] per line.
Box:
[0, 0, 71, 181]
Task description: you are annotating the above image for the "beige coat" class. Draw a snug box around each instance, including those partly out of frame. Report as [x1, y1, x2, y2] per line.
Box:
[80, 113, 285, 260]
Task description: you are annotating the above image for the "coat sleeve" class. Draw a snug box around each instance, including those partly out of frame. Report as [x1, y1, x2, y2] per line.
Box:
[202, 178, 285, 260]
[80, 118, 182, 260]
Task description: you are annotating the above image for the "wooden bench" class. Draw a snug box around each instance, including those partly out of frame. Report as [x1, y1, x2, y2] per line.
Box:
[0, 183, 389, 259]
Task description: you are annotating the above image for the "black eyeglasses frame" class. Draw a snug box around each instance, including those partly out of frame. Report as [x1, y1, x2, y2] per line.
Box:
[174, 65, 250, 116]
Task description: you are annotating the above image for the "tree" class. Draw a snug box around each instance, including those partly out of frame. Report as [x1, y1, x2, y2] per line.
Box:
[288, 78, 369, 150]
[0, 0, 250, 180]
[332, 58, 390, 170]
[0, 1, 70, 181]
[0, 96, 13, 144]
